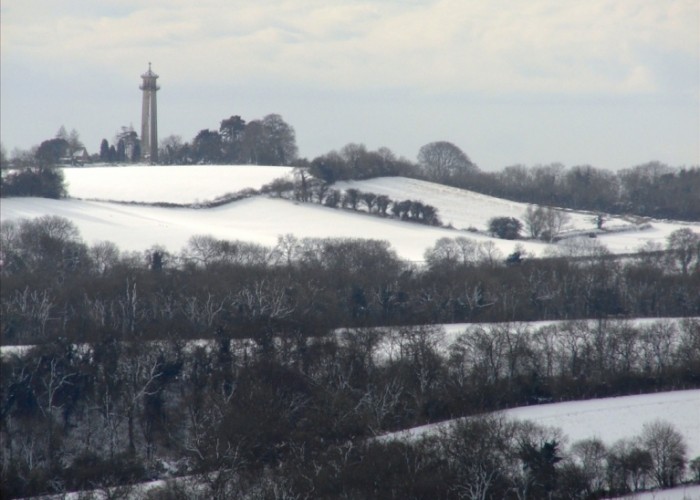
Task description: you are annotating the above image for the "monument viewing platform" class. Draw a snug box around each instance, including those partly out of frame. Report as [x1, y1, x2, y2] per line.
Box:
[140, 63, 160, 163]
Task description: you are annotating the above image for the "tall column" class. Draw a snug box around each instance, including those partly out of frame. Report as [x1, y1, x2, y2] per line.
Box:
[140, 63, 160, 163]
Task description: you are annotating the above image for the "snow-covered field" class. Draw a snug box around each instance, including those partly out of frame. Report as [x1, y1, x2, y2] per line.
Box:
[1, 196, 520, 261]
[4, 166, 699, 499]
[26, 390, 700, 500]
[347, 317, 697, 363]
[381, 389, 700, 461]
[62, 164, 294, 204]
[613, 485, 700, 499]
[26, 387, 699, 500]
[335, 177, 697, 255]
[336, 177, 620, 232]
[2, 165, 697, 261]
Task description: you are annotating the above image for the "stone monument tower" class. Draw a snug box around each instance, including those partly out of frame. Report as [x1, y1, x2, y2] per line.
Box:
[140, 63, 159, 163]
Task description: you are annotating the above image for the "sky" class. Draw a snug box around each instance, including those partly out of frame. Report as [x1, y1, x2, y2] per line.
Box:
[1, 0, 699, 171]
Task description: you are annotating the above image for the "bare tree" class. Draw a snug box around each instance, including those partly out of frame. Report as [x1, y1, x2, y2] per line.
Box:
[118, 347, 165, 455]
[342, 188, 361, 210]
[441, 415, 515, 499]
[360, 192, 377, 213]
[666, 228, 700, 275]
[36, 354, 76, 457]
[359, 378, 404, 435]
[641, 420, 688, 488]
[570, 438, 608, 495]
[417, 141, 475, 182]
[424, 237, 480, 270]
[0, 141, 8, 169]
[524, 206, 571, 241]
[524, 206, 544, 239]
[607, 438, 653, 493]
[158, 134, 186, 164]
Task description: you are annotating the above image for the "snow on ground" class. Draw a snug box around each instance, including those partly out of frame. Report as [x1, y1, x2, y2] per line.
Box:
[335, 177, 620, 232]
[5, 168, 698, 499]
[2, 167, 697, 260]
[30, 473, 700, 500]
[335, 177, 699, 254]
[612, 485, 700, 499]
[380, 390, 700, 460]
[0, 196, 548, 261]
[62, 164, 294, 204]
[360, 317, 696, 363]
[505, 390, 700, 457]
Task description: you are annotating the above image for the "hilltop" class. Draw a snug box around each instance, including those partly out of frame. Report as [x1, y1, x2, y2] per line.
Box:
[1, 164, 699, 499]
[1, 164, 695, 261]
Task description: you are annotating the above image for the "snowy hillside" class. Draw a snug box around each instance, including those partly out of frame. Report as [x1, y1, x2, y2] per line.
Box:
[0, 196, 513, 261]
[62, 164, 295, 204]
[380, 389, 700, 460]
[3, 165, 699, 499]
[613, 485, 700, 499]
[335, 176, 612, 232]
[335, 177, 697, 254]
[1, 165, 697, 261]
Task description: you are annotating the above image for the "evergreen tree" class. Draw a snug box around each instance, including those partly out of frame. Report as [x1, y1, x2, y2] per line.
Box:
[99, 139, 110, 162]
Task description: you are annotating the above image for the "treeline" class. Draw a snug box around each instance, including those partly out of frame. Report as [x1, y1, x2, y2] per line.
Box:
[97, 127, 141, 164]
[1, 134, 74, 198]
[156, 113, 298, 166]
[2, 217, 700, 497]
[0, 166, 66, 199]
[4, 117, 699, 223]
[424, 161, 700, 222]
[0, 113, 299, 182]
[307, 143, 417, 182]
[2, 313, 699, 496]
[267, 174, 442, 226]
[2, 217, 699, 348]
[298, 142, 700, 221]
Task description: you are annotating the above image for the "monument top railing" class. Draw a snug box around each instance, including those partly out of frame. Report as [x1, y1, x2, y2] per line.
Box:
[140, 63, 160, 89]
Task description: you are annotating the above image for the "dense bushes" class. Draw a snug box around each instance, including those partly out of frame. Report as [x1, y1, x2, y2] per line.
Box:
[2, 324, 697, 500]
[142, 417, 695, 499]
[271, 173, 443, 227]
[308, 143, 416, 183]
[488, 216, 523, 240]
[2, 219, 699, 348]
[438, 162, 700, 222]
[1, 218, 699, 497]
[303, 144, 699, 222]
[0, 167, 67, 198]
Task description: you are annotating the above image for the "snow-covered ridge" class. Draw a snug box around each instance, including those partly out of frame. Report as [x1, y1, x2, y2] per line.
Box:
[62, 164, 294, 204]
[2, 166, 698, 261]
[380, 389, 700, 462]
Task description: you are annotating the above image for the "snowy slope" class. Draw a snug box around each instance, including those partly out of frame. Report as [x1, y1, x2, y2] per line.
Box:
[2, 166, 698, 260]
[63, 164, 294, 204]
[380, 389, 700, 459]
[0, 196, 545, 261]
[335, 177, 698, 255]
[362, 318, 695, 363]
[335, 177, 612, 232]
[4, 167, 699, 499]
[612, 485, 700, 499]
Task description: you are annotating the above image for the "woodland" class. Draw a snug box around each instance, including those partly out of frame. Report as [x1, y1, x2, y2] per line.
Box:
[1, 213, 699, 498]
[3, 116, 700, 221]
[1, 115, 700, 498]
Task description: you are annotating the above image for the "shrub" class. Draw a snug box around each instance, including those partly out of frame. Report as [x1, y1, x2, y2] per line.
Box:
[641, 420, 687, 488]
[1, 167, 67, 198]
[488, 216, 523, 239]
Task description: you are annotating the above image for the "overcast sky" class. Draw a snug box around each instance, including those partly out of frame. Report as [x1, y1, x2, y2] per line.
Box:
[2, 0, 698, 170]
